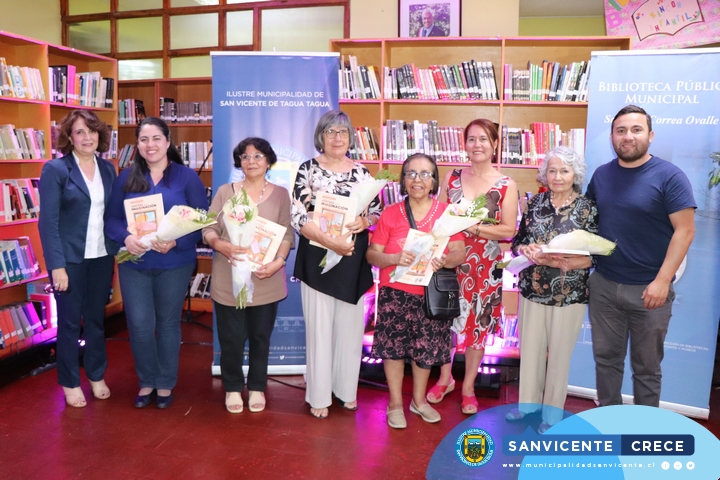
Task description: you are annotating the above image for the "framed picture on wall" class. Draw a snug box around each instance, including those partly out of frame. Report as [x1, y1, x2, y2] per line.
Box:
[399, 0, 460, 38]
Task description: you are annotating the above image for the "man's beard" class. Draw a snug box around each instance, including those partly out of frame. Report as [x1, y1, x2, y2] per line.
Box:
[615, 143, 647, 163]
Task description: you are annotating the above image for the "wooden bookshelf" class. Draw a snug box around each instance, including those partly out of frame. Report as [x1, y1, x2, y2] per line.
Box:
[0, 31, 120, 359]
[332, 36, 631, 354]
[330, 36, 632, 195]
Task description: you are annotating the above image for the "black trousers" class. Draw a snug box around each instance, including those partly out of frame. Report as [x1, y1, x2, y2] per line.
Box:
[214, 301, 278, 392]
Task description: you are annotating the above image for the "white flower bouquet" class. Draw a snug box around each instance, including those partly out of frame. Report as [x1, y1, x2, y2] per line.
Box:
[222, 188, 260, 309]
[390, 195, 493, 282]
[320, 178, 387, 274]
[502, 230, 617, 275]
[116, 206, 216, 264]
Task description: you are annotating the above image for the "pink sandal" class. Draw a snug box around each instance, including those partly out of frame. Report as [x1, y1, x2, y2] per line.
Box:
[426, 380, 455, 404]
[461, 395, 478, 415]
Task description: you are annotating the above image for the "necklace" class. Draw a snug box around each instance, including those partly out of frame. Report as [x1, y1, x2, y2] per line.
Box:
[403, 199, 439, 229]
[241, 180, 268, 204]
[550, 191, 576, 212]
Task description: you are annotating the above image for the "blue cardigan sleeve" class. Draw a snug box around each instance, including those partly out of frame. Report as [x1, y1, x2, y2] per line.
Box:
[174, 167, 209, 251]
[105, 169, 132, 247]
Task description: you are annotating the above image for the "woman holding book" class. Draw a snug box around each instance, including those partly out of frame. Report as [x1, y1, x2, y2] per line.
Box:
[202, 137, 294, 414]
[367, 153, 466, 428]
[105, 116, 208, 410]
[38, 109, 118, 408]
[428, 118, 518, 415]
[291, 110, 381, 419]
[507, 146, 597, 433]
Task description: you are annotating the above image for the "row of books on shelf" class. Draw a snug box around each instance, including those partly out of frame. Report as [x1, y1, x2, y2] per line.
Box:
[489, 314, 519, 348]
[503, 60, 590, 102]
[180, 141, 213, 169]
[348, 127, 380, 161]
[0, 125, 46, 160]
[0, 237, 41, 286]
[189, 273, 211, 299]
[49, 65, 114, 108]
[0, 301, 50, 349]
[0, 58, 45, 100]
[383, 60, 499, 101]
[1, 179, 40, 223]
[501, 124, 585, 165]
[118, 98, 146, 125]
[159, 98, 213, 124]
[339, 55, 382, 100]
[384, 120, 468, 163]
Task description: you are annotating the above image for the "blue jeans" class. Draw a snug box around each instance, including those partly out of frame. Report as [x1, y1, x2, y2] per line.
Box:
[119, 263, 195, 390]
[53, 256, 114, 388]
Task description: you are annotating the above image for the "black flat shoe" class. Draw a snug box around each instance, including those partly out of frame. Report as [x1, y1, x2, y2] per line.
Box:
[156, 393, 174, 409]
[135, 390, 156, 408]
[333, 393, 358, 411]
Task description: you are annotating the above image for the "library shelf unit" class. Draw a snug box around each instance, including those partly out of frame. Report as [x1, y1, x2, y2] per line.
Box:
[0, 31, 120, 360]
[330, 36, 632, 195]
[117, 78, 213, 311]
[331, 36, 631, 357]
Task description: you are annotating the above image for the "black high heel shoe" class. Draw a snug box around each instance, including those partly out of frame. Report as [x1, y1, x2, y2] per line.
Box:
[135, 389, 156, 408]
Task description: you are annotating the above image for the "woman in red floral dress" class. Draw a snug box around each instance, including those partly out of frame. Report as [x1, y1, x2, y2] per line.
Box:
[427, 119, 518, 414]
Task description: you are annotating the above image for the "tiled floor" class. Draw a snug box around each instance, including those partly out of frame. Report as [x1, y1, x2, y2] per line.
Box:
[0, 313, 718, 479]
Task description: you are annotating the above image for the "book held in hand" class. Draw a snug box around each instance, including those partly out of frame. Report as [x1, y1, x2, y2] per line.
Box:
[124, 194, 164, 237]
[309, 191, 357, 249]
[247, 217, 288, 272]
[395, 229, 449, 287]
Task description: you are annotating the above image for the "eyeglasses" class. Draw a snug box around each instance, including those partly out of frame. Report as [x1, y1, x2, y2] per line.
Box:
[404, 171, 433, 180]
[240, 153, 266, 162]
[324, 128, 350, 138]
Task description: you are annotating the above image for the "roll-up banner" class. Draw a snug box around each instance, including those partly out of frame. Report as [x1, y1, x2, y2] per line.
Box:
[568, 48, 720, 418]
[210, 52, 339, 375]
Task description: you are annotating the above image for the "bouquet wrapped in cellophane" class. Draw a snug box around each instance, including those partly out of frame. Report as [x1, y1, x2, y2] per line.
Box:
[116, 205, 216, 264]
[320, 178, 387, 274]
[390, 195, 493, 282]
[222, 188, 259, 308]
[501, 230, 616, 275]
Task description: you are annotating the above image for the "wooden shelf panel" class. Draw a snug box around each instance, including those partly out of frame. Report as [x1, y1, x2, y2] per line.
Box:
[184, 297, 212, 312]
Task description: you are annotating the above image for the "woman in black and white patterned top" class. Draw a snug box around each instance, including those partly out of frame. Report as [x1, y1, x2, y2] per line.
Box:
[291, 110, 381, 419]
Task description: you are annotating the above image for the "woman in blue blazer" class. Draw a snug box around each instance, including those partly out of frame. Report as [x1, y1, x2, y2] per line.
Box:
[38, 110, 118, 408]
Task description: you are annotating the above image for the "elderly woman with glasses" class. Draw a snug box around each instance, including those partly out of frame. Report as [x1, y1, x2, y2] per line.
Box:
[203, 137, 294, 414]
[291, 110, 381, 419]
[367, 153, 466, 429]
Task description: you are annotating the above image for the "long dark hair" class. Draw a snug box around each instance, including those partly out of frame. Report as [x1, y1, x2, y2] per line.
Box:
[125, 117, 184, 193]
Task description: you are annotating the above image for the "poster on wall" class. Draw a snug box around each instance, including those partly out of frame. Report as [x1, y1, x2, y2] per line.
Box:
[605, 0, 720, 49]
[211, 51, 339, 375]
[568, 47, 720, 418]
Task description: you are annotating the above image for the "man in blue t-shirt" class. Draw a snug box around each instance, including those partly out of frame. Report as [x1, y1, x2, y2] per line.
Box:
[586, 105, 696, 407]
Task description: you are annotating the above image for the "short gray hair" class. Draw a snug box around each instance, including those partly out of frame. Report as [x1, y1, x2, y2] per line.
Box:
[536, 146, 587, 192]
[313, 110, 356, 153]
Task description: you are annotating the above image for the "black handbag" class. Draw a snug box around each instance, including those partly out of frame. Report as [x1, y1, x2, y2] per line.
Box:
[404, 197, 461, 321]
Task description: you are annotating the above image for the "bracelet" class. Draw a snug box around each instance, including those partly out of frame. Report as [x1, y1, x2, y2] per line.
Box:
[476, 225, 481, 236]
[276, 255, 287, 265]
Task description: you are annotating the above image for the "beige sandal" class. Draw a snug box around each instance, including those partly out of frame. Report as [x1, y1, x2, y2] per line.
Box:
[90, 380, 111, 400]
[248, 391, 266, 413]
[63, 387, 87, 408]
[225, 392, 243, 413]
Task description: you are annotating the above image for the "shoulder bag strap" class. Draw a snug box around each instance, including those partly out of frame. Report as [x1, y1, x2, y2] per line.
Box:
[404, 196, 417, 230]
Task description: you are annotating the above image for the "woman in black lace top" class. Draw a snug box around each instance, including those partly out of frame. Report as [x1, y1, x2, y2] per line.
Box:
[508, 145, 598, 433]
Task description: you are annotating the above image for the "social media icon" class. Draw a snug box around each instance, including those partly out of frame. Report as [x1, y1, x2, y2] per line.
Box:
[686, 461, 695, 470]
[661, 462, 670, 470]
[674, 461, 682, 470]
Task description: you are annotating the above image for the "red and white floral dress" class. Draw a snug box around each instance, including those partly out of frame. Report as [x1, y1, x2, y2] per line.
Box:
[446, 169, 510, 351]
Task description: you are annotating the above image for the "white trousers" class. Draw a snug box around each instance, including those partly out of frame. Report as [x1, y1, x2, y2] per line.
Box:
[517, 296, 586, 425]
[301, 282, 365, 408]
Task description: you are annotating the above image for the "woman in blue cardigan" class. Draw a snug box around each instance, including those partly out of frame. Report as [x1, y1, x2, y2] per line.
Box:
[105, 117, 208, 409]
[38, 110, 118, 408]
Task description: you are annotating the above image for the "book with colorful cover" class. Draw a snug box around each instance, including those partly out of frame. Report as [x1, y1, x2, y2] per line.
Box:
[247, 217, 288, 272]
[309, 191, 357, 249]
[395, 228, 450, 287]
[124, 193, 164, 237]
